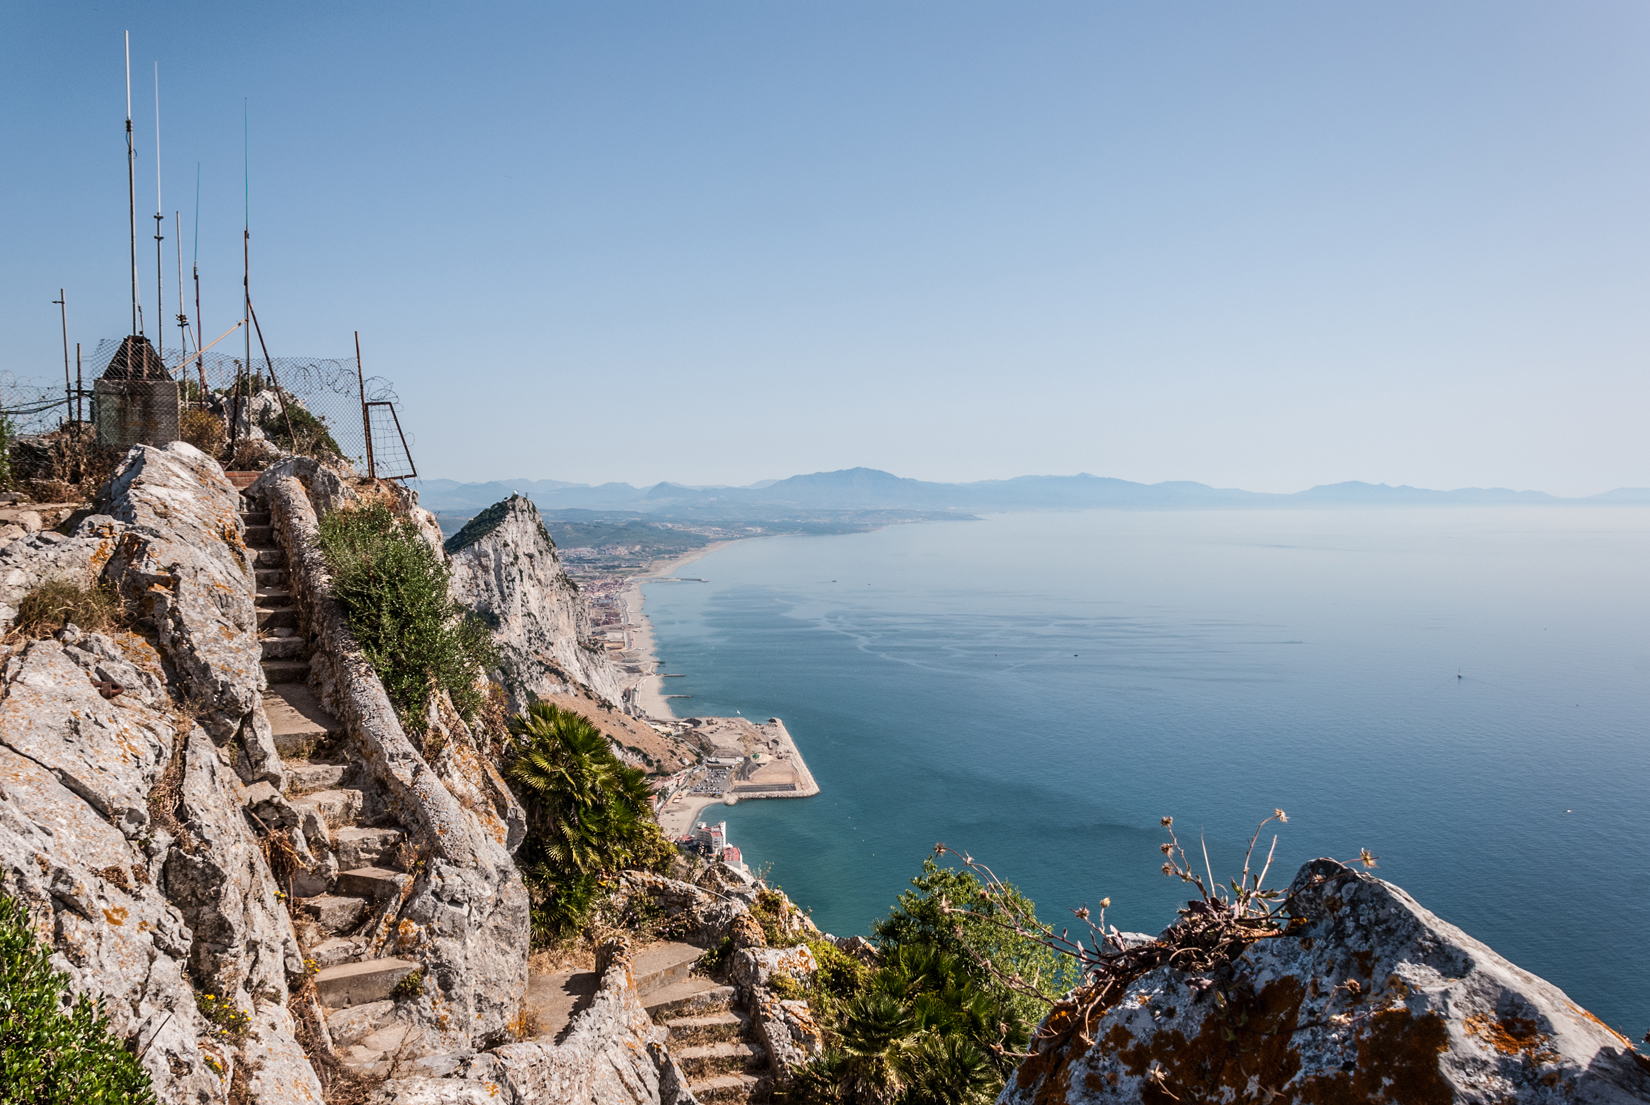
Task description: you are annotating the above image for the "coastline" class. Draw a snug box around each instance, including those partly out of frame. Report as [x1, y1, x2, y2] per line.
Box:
[610, 539, 822, 840]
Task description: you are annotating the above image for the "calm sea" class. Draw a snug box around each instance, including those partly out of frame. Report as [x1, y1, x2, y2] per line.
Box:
[640, 508, 1650, 1035]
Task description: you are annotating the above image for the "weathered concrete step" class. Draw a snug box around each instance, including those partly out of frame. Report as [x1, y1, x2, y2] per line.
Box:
[688, 1073, 764, 1104]
[314, 957, 420, 1010]
[665, 1010, 746, 1047]
[260, 635, 307, 661]
[262, 659, 310, 685]
[257, 605, 300, 629]
[300, 788, 364, 828]
[255, 585, 292, 606]
[244, 524, 274, 545]
[334, 827, 405, 870]
[266, 683, 340, 757]
[286, 760, 347, 794]
[240, 510, 271, 526]
[644, 977, 735, 1020]
[255, 567, 289, 588]
[299, 894, 370, 933]
[336, 866, 412, 900]
[309, 936, 363, 969]
[675, 1040, 765, 1080]
[253, 546, 287, 568]
[632, 941, 706, 996]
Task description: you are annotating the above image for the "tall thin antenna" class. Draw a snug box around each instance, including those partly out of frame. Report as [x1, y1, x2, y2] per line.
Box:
[175, 211, 186, 360]
[125, 32, 139, 335]
[243, 100, 251, 398]
[153, 61, 164, 361]
[53, 291, 70, 428]
[194, 165, 205, 400]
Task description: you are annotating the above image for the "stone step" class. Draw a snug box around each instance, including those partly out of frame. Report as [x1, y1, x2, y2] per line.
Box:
[309, 936, 363, 970]
[260, 635, 308, 661]
[314, 957, 420, 1010]
[644, 977, 736, 1020]
[262, 659, 311, 685]
[255, 568, 289, 588]
[665, 1010, 746, 1047]
[244, 524, 274, 546]
[301, 788, 365, 828]
[299, 894, 370, 933]
[336, 866, 411, 901]
[688, 1073, 764, 1105]
[257, 605, 300, 630]
[675, 1040, 765, 1080]
[334, 827, 405, 870]
[252, 546, 286, 568]
[285, 760, 347, 795]
[255, 584, 292, 606]
[265, 683, 340, 757]
[227, 471, 260, 491]
[240, 510, 271, 527]
[632, 941, 707, 997]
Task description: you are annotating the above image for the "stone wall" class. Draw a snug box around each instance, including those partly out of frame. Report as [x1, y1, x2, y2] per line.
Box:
[257, 471, 530, 1051]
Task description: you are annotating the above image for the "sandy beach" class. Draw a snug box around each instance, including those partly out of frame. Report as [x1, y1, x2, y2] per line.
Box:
[621, 541, 734, 721]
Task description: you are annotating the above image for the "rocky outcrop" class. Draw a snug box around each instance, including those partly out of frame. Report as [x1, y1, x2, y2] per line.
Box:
[371, 938, 697, 1105]
[1002, 858, 1650, 1104]
[0, 442, 324, 1103]
[445, 495, 627, 709]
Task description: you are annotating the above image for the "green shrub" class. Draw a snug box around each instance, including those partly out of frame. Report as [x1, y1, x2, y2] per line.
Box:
[259, 403, 344, 461]
[391, 968, 425, 1000]
[504, 702, 673, 945]
[0, 410, 14, 491]
[194, 990, 250, 1042]
[0, 890, 156, 1104]
[318, 498, 496, 733]
[769, 973, 805, 1001]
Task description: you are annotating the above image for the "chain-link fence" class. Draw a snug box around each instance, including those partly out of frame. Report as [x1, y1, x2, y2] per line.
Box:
[2, 335, 412, 480]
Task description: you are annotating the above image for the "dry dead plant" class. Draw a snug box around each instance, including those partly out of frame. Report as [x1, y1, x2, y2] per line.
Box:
[8, 576, 125, 640]
[933, 810, 1338, 1057]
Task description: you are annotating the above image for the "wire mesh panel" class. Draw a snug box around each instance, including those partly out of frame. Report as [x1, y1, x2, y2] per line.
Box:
[365, 401, 417, 480]
[1, 336, 410, 480]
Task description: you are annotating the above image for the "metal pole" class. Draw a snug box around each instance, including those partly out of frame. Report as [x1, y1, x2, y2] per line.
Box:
[247, 299, 297, 449]
[153, 62, 163, 362]
[175, 211, 186, 386]
[356, 331, 374, 479]
[76, 342, 82, 425]
[53, 290, 69, 428]
[126, 32, 139, 336]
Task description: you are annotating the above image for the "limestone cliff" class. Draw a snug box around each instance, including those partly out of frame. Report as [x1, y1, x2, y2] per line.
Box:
[0, 443, 321, 1102]
[1002, 857, 1650, 1104]
[444, 494, 627, 710]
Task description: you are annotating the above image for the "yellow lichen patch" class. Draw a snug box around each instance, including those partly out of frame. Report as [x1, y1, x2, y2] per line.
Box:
[102, 906, 129, 926]
[1464, 1011, 1553, 1061]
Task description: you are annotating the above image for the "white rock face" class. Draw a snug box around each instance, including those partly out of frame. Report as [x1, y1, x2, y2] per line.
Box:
[445, 495, 627, 709]
[0, 442, 324, 1102]
[1001, 858, 1650, 1104]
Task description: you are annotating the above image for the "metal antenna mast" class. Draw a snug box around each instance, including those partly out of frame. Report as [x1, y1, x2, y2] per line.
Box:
[53, 291, 70, 427]
[194, 165, 205, 398]
[175, 211, 187, 359]
[125, 32, 139, 335]
[153, 62, 164, 361]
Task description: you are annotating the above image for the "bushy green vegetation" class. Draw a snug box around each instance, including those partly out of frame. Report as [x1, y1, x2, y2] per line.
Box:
[317, 498, 496, 732]
[0, 891, 156, 1104]
[259, 404, 344, 461]
[503, 702, 674, 944]
[788, 859, 1075, 1105]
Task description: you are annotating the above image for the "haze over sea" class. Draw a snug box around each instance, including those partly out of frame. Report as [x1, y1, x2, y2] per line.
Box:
[642, 507, 1650, 1035]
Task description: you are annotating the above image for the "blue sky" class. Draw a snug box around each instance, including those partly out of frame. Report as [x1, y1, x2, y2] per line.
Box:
[3, 1, 1648, 493]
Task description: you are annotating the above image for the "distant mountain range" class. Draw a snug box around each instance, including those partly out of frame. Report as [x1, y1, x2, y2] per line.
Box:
[415, 468, 1650, 518]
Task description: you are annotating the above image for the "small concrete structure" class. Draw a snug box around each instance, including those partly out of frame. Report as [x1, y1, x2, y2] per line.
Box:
[92, 335, 179, 449]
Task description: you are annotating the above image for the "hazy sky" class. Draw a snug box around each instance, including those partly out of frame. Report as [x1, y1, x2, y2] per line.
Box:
[4, 1, 1648, 494]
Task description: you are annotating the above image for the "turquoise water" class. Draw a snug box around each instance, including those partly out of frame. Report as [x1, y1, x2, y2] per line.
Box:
[640, 509, 1650, 1035]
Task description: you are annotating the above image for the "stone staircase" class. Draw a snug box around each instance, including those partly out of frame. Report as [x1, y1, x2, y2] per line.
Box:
[241, 489, 421, 1067]
[638, 947, 769, 1104]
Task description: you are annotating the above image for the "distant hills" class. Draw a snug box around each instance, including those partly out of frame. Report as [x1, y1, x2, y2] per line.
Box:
[416, 468, 1650, 518]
